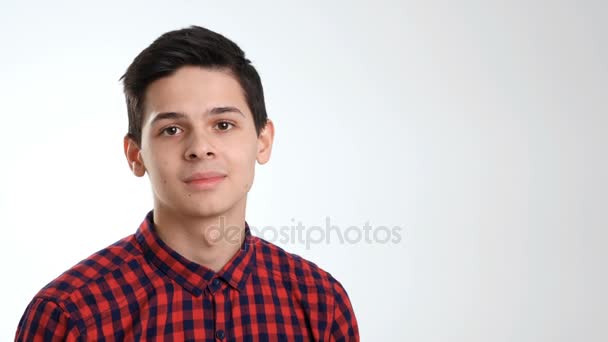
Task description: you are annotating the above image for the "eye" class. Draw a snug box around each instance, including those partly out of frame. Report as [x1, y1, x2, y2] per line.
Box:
[160, 126, 183, 136]
[215, 121, 235, 131]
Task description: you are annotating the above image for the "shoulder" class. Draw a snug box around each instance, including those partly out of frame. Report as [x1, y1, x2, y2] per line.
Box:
[249, 236, 359, 339]
[31, 233, 144, 310]
[250, 235, 343, 291]
[16, 234, 145, 339]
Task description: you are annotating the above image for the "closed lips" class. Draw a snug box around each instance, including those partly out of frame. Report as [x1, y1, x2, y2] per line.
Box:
[184, 172, 227, 182]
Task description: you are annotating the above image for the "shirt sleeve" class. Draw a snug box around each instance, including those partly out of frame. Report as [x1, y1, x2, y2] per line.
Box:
[15, 297, 72, 341]
[330, 279, 360, 342]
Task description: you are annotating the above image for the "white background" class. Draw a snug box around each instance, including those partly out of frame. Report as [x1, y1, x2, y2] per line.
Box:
[1, 0, 606, 341]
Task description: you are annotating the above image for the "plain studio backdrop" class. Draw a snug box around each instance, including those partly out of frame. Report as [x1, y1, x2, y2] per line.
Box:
[0, 1, 606, 341]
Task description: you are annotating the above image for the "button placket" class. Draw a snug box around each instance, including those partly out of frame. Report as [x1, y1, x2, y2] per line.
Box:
[215, 329, 225, 340]
[207, 277, 222, 295]
[211, 277, 228, 341]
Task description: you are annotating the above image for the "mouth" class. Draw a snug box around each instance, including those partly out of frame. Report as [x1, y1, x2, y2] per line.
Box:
[184, 171, 227, 190]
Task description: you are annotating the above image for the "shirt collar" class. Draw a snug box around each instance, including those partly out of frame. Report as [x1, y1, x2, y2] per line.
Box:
[135, 210, 256, 296]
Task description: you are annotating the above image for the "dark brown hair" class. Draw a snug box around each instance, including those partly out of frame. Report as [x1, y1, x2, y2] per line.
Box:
[120, 25, 268, 146]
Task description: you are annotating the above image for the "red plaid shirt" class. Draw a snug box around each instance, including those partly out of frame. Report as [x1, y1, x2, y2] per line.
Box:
[15, 210, 359, 341]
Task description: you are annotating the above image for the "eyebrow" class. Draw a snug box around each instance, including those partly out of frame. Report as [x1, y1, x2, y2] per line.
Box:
[150, 106, 245, 125]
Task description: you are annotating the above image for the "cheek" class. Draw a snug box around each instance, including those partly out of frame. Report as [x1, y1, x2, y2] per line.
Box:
[157, 160, 176, 185]
[144, 147, 176, 181]
[228, 145, 257, 182]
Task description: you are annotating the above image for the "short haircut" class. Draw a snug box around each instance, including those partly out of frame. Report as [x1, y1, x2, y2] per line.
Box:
[120, 25, 268, 146]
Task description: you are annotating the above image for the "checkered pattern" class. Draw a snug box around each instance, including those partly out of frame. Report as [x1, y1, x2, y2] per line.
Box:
[15, 210, 359, 341]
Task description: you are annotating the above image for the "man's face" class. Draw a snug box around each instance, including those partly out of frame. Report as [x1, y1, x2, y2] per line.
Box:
[124, 66, 273, 219]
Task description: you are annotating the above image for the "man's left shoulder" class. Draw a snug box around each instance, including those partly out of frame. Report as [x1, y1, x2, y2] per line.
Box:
[251, 236, 344, 290]
[250, 236, 360, 339]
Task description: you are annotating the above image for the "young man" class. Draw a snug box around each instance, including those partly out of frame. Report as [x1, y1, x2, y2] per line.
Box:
[15, 26, 359, 341]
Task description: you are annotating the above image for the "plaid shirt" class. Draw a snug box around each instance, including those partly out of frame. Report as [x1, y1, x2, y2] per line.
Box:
[15, 210, 359, 341]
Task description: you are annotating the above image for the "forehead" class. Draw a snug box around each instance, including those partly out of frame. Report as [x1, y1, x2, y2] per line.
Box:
[142, 66, 249, 123]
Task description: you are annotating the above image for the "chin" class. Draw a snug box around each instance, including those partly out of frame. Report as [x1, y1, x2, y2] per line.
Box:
[180, 200, 232, 218]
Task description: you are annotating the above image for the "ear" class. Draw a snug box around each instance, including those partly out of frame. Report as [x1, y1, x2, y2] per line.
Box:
[256, 119, 275, 165]
[123, 134, 146, 177]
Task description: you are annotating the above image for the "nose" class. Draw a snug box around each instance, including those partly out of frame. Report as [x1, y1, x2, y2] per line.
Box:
[184, 130, 216, 161]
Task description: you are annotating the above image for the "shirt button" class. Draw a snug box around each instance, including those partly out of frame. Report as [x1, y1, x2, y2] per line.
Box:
[215, 329, 225, 340]
[212, 278, 221, 287]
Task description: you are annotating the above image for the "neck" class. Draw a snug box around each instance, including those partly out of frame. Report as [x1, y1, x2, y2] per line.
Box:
[152, 198, 247, 272]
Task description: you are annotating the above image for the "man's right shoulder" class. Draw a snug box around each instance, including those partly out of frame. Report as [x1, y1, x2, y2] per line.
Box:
[15, 233, 149, 340]
[32, 233, 144, 305]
